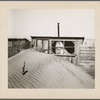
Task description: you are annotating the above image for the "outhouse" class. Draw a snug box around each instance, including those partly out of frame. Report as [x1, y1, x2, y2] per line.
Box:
[31, 36, 84, 65]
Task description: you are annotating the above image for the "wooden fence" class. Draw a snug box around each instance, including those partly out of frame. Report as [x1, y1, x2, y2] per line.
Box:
[79, 40, 95, 78]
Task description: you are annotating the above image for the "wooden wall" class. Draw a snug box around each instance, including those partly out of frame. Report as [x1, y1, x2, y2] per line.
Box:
[8, 40, 31, 58]
[79, 39, 95, 78]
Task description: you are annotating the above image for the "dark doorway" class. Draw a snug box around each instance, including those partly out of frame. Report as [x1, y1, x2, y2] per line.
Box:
[64, 41, 74, 54]
[51, 41, 75, 54]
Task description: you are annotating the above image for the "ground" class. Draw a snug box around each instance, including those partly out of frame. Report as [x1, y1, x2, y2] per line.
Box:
[8, 49, 95, 88]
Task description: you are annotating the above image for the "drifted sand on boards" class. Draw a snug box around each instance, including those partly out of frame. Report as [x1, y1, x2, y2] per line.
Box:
[8, 49, 95, 88]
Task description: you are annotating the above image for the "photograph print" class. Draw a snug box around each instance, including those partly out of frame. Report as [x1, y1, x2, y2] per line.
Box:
[8, 9, 95, 88]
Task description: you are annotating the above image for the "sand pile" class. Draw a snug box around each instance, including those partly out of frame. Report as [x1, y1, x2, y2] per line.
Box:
[8, 49, 94, 88]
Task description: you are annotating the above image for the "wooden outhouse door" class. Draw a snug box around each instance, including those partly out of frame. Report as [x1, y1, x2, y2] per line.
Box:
[36, 39, 49, 53]
[42, 39, 49, 54]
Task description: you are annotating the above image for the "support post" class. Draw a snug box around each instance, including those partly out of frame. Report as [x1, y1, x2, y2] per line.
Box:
[75, 40, 80, 66]
[49, 40, 52, 54]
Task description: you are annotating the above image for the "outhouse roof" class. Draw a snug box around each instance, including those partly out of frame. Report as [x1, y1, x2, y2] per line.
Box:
[30, 36, 84, 40]
[8, 38, 30, 42]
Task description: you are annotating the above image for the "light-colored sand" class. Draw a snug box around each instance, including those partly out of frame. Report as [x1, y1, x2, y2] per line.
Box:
[8, 49, 95, 88]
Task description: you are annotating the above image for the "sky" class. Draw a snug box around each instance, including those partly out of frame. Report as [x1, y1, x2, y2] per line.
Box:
[8, 9, 95, 41]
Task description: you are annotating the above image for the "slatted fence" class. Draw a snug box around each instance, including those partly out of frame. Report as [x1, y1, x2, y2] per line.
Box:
[79, 40, 95, 78]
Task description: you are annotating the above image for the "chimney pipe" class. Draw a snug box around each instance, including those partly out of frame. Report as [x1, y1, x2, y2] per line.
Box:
[57, 23, 60, 37]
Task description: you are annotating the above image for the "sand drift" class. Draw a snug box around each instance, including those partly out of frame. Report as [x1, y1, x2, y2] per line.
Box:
[8, 49, 94, 88]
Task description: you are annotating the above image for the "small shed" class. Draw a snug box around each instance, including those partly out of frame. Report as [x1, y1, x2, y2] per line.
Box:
[8, 38, 31, 57]
[31, 36, 84, 65]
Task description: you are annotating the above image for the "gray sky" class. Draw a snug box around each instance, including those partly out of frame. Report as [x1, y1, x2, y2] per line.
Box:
[8, 9, 95, 41]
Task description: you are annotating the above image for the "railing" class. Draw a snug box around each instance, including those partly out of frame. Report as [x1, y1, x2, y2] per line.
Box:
[54, 54, 77, 57]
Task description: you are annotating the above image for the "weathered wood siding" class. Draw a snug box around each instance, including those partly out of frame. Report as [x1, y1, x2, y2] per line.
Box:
[79, 39, 95, 78]
[8, 39, 31, 58]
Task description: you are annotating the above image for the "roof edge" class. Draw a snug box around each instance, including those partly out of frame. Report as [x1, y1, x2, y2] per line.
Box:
[30, 36, 85, 40]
